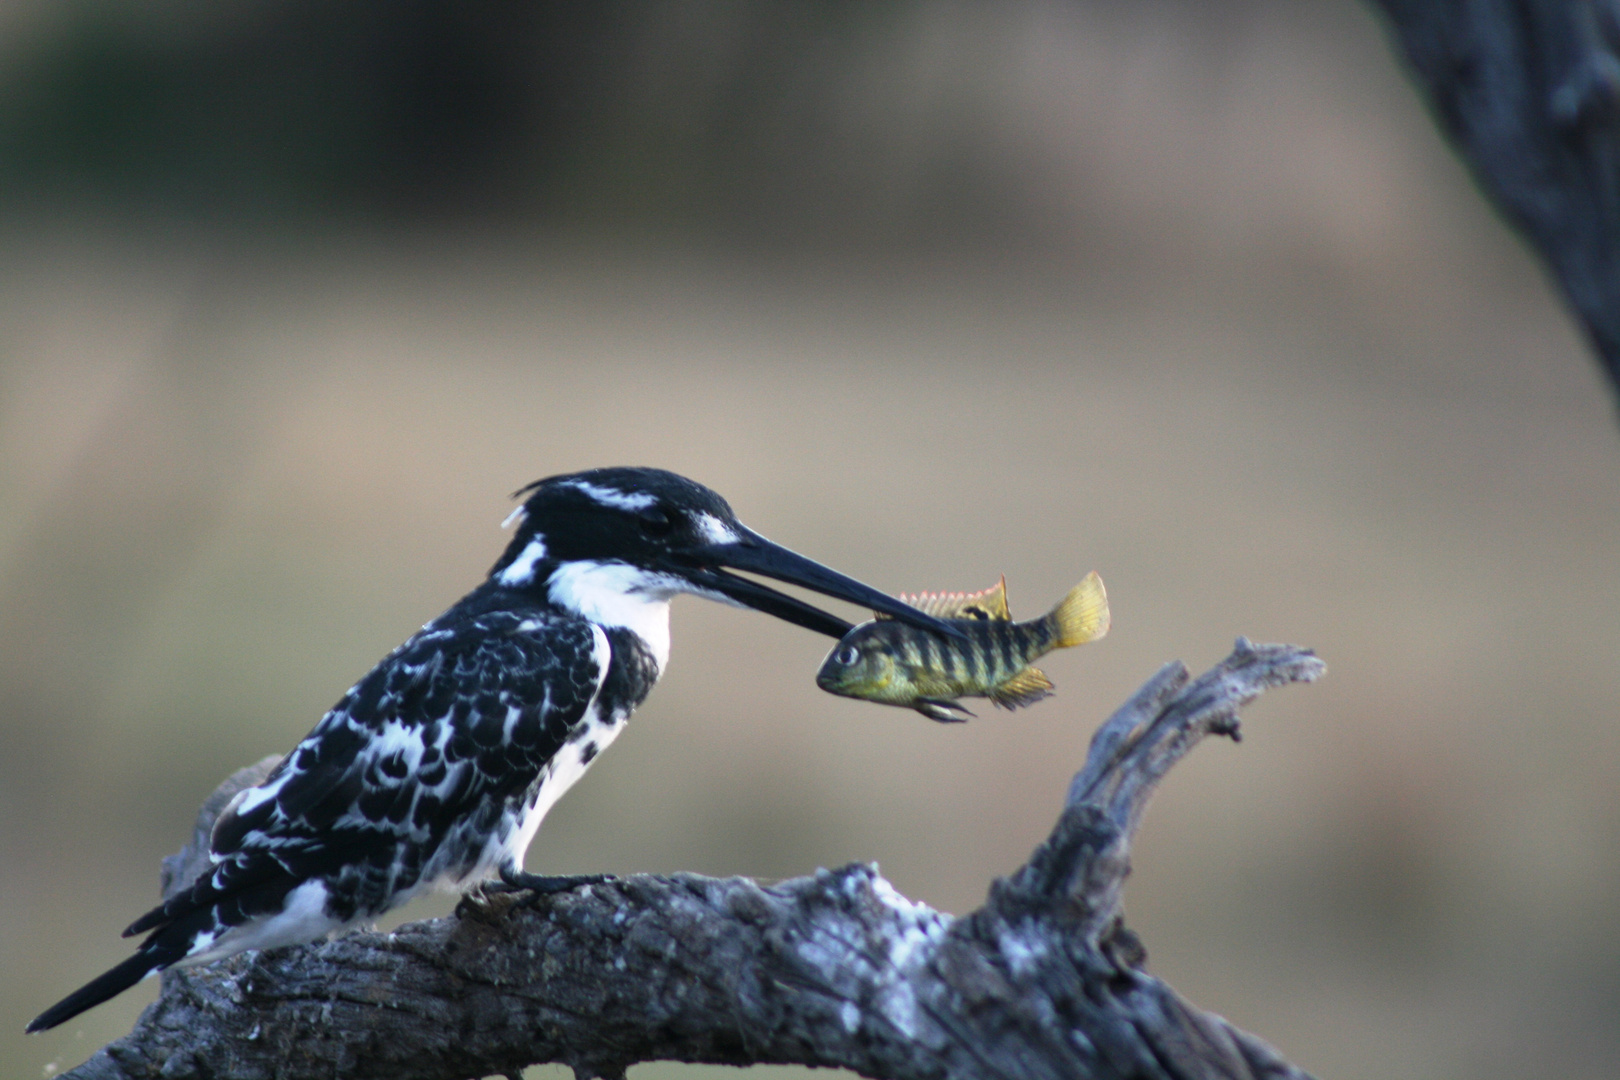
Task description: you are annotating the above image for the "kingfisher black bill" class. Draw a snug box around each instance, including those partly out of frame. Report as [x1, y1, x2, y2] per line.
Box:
[814, 572, 1110, 722]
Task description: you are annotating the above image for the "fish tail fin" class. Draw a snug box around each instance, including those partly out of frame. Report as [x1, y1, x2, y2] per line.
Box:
[1050, 571, 1110, 648]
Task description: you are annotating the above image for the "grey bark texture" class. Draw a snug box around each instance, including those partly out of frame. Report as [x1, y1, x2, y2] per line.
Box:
[1370, 0, 1620, 402]
[61, 638, 1324, 1080]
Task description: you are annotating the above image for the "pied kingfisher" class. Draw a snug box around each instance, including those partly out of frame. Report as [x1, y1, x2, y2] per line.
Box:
[29, 467, 954, 1033]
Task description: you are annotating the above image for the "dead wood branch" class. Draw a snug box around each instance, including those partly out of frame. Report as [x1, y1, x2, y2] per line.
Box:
[1371, 0, 1620, 403]
[62, 638, 1324, 1080]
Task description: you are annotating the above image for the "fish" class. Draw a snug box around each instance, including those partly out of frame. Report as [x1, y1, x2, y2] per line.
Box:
[814, 571, 1110, 722]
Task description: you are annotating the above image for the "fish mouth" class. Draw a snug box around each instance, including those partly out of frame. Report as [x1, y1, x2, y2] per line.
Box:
[813, 657, 849, 693]
[676, 526, 962, 641]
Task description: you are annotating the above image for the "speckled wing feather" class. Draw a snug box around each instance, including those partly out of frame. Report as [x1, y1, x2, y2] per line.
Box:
[124, 605, 606, 947]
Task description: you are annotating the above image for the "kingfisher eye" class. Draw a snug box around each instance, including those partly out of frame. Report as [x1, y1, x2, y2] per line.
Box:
[638, 508, 676, 536]
[835, 644, 860, 666]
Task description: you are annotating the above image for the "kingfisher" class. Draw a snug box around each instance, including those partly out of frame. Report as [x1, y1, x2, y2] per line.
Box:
[29, 467, 956, 1033]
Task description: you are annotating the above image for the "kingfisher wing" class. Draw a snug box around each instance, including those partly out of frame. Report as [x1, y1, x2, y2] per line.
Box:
[124, 609, 605, 939]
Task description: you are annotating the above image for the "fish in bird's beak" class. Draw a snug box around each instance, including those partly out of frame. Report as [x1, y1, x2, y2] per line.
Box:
[673, 527, 964, 641]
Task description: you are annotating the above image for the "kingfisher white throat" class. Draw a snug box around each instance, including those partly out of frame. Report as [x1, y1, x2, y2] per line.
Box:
[29, 467, 956, 1033]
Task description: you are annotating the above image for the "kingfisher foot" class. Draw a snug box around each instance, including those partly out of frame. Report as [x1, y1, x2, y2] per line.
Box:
[488, 867, 617, 905]
[455, 891, 495, 920]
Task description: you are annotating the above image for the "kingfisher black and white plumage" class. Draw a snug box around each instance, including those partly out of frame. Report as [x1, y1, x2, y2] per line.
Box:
[29, 467, 956, 1033]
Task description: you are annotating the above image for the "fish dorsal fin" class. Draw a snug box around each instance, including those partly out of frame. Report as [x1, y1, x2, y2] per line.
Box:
[988, 666, 1054, 710]
[875, 576, 1010, 621]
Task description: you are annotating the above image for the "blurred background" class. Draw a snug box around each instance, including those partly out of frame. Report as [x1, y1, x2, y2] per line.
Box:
[3, 1, 1618, 1078]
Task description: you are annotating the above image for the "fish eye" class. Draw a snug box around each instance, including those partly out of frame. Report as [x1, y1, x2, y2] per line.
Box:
[835, 644, 860, 666]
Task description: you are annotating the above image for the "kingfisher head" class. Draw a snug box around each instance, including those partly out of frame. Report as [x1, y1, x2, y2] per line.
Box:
[489, 467, 955, 643]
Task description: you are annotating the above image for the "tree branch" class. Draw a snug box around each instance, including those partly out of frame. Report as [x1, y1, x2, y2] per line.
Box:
[1370, 0, 1620, 404]
[62, 638, 1324, 1080]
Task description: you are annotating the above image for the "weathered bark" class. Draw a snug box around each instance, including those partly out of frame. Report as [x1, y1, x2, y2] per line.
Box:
[62, 638, 1324, 1080]
[1370, 0, 1620, 403]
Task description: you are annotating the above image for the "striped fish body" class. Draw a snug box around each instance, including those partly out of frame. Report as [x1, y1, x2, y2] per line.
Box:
[815, 572, 1109, 722]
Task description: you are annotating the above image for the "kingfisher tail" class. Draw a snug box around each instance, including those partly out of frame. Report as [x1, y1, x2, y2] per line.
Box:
[26, 924, 194, 1033]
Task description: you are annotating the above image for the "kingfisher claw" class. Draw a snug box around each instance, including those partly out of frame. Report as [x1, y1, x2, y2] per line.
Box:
[490, 867, 617, 904]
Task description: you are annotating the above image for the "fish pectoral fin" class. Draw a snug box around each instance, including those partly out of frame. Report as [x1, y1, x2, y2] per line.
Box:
[988, 667, 1055, 710]
[914, 697, 975, 723]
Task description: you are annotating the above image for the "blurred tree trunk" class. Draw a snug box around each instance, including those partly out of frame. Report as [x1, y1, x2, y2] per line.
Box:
[62, 641, 1323, 1080]
[1371, 0, 1620, 405]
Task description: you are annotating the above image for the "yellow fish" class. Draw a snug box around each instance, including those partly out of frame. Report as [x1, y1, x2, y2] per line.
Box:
[815, 572, 1109, 721]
